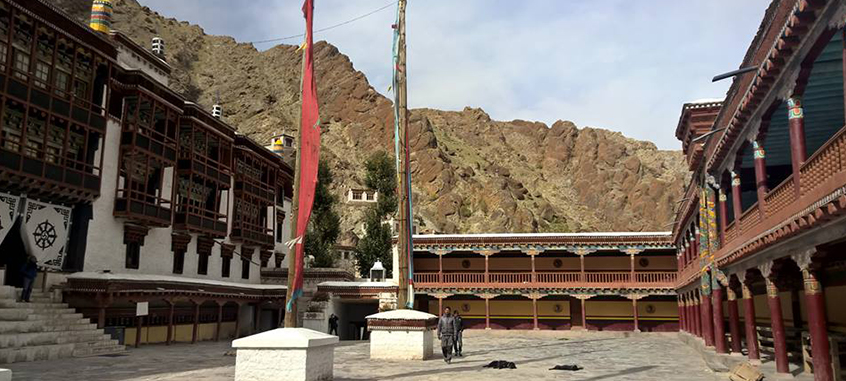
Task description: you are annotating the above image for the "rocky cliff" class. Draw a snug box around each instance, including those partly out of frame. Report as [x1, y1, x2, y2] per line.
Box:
[50, 0, 688, 233]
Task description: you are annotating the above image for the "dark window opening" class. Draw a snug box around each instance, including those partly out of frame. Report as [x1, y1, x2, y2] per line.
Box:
[125, 242, 140, 269]
[172, 249, 185, 274]
[198, 252, 209, 275]
[222, 256, 231, 278]
[241, 258, 250, 279]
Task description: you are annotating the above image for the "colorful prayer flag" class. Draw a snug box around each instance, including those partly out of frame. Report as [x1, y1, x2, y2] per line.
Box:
[287, 0, 321, 313]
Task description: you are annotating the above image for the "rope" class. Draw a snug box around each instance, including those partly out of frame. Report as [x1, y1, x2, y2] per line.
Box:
[250, 1, 398, 45]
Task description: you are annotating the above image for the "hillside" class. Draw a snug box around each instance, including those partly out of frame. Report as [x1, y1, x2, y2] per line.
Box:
[50, 0, 688, 233]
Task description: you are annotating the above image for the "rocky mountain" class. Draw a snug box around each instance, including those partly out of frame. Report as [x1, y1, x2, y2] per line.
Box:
[50, 0, 688, 233]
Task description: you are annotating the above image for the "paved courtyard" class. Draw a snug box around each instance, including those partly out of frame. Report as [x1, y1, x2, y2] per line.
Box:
[8, 330, 720, 381]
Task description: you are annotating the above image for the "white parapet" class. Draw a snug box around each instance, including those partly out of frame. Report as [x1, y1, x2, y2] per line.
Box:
[0, 369, 10, 381]
[366, 309, 438, 360]
[232, 328, 338, 381]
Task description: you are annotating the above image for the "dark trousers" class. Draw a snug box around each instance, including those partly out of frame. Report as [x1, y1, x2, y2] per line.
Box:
[453, 330, 463, 354]
[440, 335, 454, 360]
[329, 325, 338, 335]
[21, 277, 34, 302]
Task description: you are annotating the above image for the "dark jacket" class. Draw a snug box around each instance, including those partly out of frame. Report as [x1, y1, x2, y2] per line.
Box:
[328, 315, 339, 327]
[21, 260, 37, 280]
[454, 316, 464, 332]
[438, 314, 456, 337]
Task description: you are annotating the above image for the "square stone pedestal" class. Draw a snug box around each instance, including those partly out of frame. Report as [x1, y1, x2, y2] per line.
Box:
[366, 309, 438, 360]
[232, 328, 338, 381]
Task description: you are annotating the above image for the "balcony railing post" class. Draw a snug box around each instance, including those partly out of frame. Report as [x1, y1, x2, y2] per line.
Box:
[787, 96, 807, 198]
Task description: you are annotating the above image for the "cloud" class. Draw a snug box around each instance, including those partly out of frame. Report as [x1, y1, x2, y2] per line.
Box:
[139, 0, 770, 149]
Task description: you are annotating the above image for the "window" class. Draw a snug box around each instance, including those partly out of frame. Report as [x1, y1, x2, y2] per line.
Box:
[125, 242, 140, 269]
[222, 256, 231, 278]
[73, 78, 88, 99]
[13, 49, 29, 80]
[172, 250, 185, 274]
[34, 61, 49, 89]
[0, 43, 7, 71]
[276, 221, 283, 243]
[54, 70, 70, 97]
[351, 190, 363, 201]
[198, 252, 209, 275]
[241, 258, 250, 279]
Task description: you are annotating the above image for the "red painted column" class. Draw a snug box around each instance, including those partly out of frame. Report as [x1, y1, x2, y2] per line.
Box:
[629, 254, 635, 283]
[718, 189, 728, 245]
[166, 301, 174, 346]
[731, 171, 742, 226]
[742, 282, 761, 362]
[803, 269, 834, 381]
[532, 297, 539, 330]
[530, 254, 537, 284]
[632, 298, 640, 332]
[438, 297, 443, 315]
[192, 302, 200, 344]
[678, 298, 685, 332]
[787, 97, 807, 197]
[693, 294, 702, 338]
[727, 288, 743, 354]
[693, 229, 700, 264]
[713, 287, 727, 353]
[702, 292, 715, 347]
[765, 277, 790, 374]
[438, 252, 443, 283]
[485, 297, 491, 329]
[752, 141, 769, 209]
[215, 303, 223, 342]
[581, 297, 588, 329]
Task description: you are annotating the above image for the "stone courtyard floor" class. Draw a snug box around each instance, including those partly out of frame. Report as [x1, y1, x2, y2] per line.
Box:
[8, 330, 721, 381]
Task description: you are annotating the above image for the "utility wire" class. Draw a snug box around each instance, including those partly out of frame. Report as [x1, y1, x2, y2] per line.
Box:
[250, 1, 398, 45]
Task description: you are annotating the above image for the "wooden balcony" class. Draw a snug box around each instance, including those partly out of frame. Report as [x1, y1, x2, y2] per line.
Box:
[415, 271, 676, 289]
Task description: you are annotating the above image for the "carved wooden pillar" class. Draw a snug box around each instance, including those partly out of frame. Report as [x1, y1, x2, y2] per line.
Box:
[215, 302, 223, 342]
[761, 263, 789, 375]
[718, 189, 728, 245]
[234, 302, 242, 339]
[475, 293, 498, 330]
[575, 295, 594, 330]
[630, 254, 636, 283]
[739, 274, 761, 362]
[526, 250, 539, 284]
[794, 250, 834, 381]
[752, 141, 769, 209]
[713, 283, 728, 354]
[727, 287, 743, 354]
[702, 289, 715, 347]
[787, 97, 807, 197]
[628, 295, 643, 332]
[529, 292, 545, 331]
[731, 171, 742, 226]
[438, 252, 443, 283]
[693, 293, 702, 338]
[192, 300, 200, 344]
[135, 315, 143, 348]
[166, 299, 175, 346]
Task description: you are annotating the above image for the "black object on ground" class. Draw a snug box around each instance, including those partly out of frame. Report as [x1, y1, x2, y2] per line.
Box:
[483, 360, 517, 369]
[549, 364, 583, 371]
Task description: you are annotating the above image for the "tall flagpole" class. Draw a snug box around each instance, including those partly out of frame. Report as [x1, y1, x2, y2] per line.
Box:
[395, 0, 411, 309]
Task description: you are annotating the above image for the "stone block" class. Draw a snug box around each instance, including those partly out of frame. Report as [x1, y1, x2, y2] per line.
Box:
[232, 328, 338, 381]
[0, 368, 10, 381]
[367, 309, 438, 360]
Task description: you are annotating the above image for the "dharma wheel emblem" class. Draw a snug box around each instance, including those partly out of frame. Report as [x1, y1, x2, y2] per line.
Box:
[33, 220, 57, 249]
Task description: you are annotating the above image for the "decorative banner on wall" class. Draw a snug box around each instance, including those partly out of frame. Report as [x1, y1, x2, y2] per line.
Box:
[21, 199, 72, 270]
[705, 186, 720, 258]
[0, 192, 20, 245]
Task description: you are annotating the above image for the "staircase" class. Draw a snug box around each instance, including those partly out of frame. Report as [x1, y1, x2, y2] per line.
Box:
[0, 286, 124, 363]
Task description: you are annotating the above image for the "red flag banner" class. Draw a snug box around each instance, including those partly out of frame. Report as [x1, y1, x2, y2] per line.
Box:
[287, 0, 320, 312]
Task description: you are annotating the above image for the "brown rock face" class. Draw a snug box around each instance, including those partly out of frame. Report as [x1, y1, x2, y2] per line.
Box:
[51, 0, 687, 233]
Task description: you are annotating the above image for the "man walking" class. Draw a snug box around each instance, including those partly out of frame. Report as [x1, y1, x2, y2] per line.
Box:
[453, 310, 464, 356]
[328, 313, 339, 336]
[437, 306, 456, 363]
[19, 256, 37, 303]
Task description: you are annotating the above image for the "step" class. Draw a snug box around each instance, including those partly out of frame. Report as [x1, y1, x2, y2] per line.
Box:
[73, 343, 125, 358]
[0, 300, 69, 309]
[0, 320, 96, 334]
[0, 330, 112, 349]
[0, 342, 76, 364]
[0, 310, 81, 321]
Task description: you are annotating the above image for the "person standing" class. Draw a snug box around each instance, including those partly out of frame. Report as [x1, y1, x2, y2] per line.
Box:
[453, 310, 464, 356]
[437, 306, 456, 363]
[328, 313, 339, 336]
[20, 256, 37, 303]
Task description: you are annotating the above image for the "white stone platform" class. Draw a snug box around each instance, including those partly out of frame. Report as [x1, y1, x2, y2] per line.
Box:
[366, 309, 438, 360]
[232, 328, 338, 381]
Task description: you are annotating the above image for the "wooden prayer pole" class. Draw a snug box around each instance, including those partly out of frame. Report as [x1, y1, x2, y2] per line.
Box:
[395, 0, 411, 309]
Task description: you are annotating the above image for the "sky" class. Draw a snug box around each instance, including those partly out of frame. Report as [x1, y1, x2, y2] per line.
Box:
[138, 0, 771, 150]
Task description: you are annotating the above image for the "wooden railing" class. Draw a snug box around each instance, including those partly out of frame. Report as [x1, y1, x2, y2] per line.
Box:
[725, 221, 737, 244]
[764, 176, 794, 217]
[739, 203, 761, 233]
[799, 127, 846, 196]
[415, 271, 676, 288]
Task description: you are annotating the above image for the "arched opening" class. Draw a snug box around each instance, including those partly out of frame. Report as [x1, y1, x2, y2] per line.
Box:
[735, 143, 758, 212]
